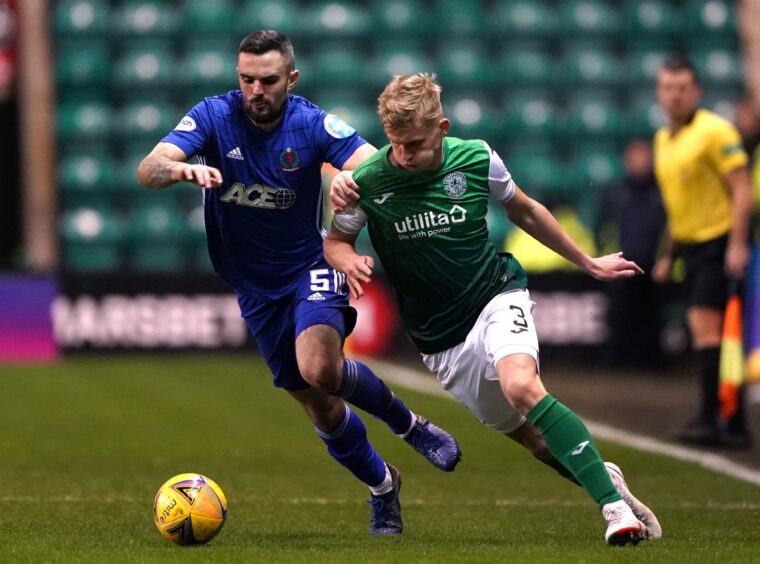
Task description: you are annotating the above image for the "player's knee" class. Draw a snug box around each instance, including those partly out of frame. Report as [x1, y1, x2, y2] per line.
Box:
[299, 356, 342, 393]
[500, 367, 544, 414]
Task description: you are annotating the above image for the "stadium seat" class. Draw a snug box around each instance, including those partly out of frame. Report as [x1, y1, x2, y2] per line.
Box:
[497, 44, 556, 88]
[370, 0, 432, 38]
[237, 0, 300, 36]
[315, 92, 383, 146]
[434, 0, 488, 38]
[569, 147, 623, 189]
[492, 0, 558, 36]
[443, 96, 501, 142]
[54, 0, 109, 38]
[181, 0, 236, 35]
[692, 47, 744, 87]
[623, 0, 683, 36]
[59, 206, 125, 271]
[559, 0, 621, 36]
[627, 95, 667, 137]
[296, 1, 371, 38]
[558, 44, 624, 86]
[110, 0, 178, 37]
[561, 96, 624, 141]
[310, 45, 367, 88]
[56, 42, 110, 88]
[57, 101, 111, 139]
[436, 44, 497, 90]
[111, 43, 175, 91]
[118, 100, 178, 142]
[685, 0, 737, 35]
[501, 94, 558, 140]
[180, 45, 238, 100]
[506, 151, 567, 196]
[128, 203, 189, 271]
[185, 205, 213, 271]
[57, 152, 117, 208]
[625, 46, 670, 84]
[365, 43, 434, 90]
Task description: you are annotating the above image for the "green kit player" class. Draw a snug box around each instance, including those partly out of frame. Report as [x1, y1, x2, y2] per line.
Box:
[324, 73, 662, 545]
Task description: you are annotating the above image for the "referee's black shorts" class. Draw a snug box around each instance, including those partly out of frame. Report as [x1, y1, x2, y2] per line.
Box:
[677, 234, 729, 310]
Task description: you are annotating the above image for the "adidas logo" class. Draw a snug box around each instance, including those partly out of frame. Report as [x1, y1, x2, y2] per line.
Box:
[226, 146, 244, 160]
[306, 292, 326, 301]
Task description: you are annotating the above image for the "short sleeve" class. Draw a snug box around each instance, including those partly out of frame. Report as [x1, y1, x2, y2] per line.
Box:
[162, 102, 213, 159]
[483, 141, 515, 202]
[315, 112, 368, 170]
[332, 203, 368, 235]
[708, 120, 748, 175]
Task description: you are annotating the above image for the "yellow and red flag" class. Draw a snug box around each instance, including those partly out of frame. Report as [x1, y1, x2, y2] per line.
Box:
[718, 289, 745, 420]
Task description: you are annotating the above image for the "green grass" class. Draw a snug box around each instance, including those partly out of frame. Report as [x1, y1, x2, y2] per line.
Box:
[0, 355, 759, 563]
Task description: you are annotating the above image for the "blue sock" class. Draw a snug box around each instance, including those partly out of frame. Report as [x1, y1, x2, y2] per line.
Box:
[337, 359, 414, 435]
[316, 405, 387, 487]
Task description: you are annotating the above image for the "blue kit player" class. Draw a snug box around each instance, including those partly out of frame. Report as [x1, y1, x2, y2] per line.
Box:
[137, 30, 461, 535]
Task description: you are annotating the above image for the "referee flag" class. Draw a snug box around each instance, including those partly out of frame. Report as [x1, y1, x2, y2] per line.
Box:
[718, 283, 744, 420]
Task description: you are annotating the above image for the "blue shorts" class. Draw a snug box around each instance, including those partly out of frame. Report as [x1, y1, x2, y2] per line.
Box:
[238, 260, 357, 391]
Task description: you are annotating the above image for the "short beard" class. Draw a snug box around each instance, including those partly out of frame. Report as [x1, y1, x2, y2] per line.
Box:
[245, 99, 286, 129]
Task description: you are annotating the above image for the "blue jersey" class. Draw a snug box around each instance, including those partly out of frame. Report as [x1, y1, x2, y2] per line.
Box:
[162, 91, 366, 300]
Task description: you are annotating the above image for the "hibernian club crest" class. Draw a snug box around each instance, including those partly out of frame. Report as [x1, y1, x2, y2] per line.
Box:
[442, 171, 467, 198]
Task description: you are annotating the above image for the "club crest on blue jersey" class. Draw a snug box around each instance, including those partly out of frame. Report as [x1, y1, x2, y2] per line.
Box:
[324, 114, 356, 139]
[442, 171, 467, 198]
[279, 147, 301, 171]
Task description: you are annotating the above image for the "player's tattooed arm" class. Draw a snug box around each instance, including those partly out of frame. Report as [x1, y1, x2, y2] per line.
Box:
[137, 142, 223, 189]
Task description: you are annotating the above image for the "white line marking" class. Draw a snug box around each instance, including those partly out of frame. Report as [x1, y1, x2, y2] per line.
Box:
[366, 358, 760, 487]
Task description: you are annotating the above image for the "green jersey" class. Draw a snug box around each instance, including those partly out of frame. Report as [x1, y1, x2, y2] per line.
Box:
[333, 137, 527, 353]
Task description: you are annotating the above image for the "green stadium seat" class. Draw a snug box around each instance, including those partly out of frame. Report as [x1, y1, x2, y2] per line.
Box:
[486, 202, 514, 247]
[54, 0, 109, 38]
[57, 101, 111, 139]
[58, 152, 117, 208]
[111, 43, 174, 91]
[128, 203, 189, 271]
[366, 43, 434, 89]
[501, 94, 558, 140]
[559, 0, 621, 36]
[492, 0, 558, 36]
[685, 0, 737, 35]
[692, 48, 744, 87]
[118, 100, 178, 142]
[186, 205, 213, 270]
[59, 206, 125, 271]
[370, 0, 432, 38]
[498, 44, 556, 87]
[623, 0, 683, 36]
[310, 46, 367, 88]
[297, 1, 371, 38]
[561, 95, 624, 140]
[237, 0, 300, 36]
[435, 0, 488, 38]
[316, 92, 383, 146]
[625, 46, 670, 84]
[445, 96, 501, 142]
[506, 151, 567, 196]
[436, 44, 497, 90]
[110, 0, 178, 37]
[180, 45, 238, 100]
[182, 0, 236, 35]
[56, 42, 110, 88]
[627, 95, 666, 137]
[558, 44, 624, 85]
[569, 147, 623, 189]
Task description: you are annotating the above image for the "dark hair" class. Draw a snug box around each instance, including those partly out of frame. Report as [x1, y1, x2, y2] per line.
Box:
[238, 30, 295, 71]
[660, 55, 699, 85]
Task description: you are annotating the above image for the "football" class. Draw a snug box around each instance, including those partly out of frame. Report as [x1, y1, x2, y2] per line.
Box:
[153, 473, 228, 546]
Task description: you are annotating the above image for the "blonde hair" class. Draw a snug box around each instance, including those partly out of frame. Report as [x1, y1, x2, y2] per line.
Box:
[378, 73, 443, 132]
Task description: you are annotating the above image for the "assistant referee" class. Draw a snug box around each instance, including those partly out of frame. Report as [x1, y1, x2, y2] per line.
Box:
[652, 56, 754, 447]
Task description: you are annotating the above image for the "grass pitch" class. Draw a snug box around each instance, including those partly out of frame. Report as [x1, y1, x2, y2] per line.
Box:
[0, 355, 759, 563]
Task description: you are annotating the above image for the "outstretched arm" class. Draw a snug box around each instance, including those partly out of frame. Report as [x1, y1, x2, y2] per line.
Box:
[330, 143, 377, 212]
[324, 224, 374, 299]
[137, 142, 223, 189]
[503, 185, 644, 280]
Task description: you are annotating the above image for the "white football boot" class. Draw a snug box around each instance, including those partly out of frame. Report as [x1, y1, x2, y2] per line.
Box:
[602, 499, 647, 545]
[605, 461, 662, 540]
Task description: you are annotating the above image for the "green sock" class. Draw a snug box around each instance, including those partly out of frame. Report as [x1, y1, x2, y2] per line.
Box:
[526, 394, 621, 508]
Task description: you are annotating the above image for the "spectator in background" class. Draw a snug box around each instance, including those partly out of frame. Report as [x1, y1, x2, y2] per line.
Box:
[651, 56, 754, 448]
[600, 140, 666, 367]
[734, 96, 760, 232]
